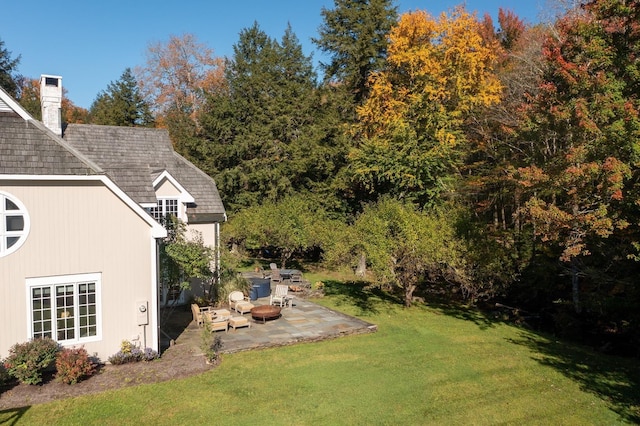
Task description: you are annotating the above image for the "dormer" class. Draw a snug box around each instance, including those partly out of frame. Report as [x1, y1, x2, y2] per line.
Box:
[147, 170, 195, 224]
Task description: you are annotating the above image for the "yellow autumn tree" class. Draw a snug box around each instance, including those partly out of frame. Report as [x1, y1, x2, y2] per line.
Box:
[350, 7, 502, 205]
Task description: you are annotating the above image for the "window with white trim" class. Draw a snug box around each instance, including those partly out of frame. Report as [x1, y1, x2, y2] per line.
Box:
[147, 198, 179, 224]
[0, 191, 30, 257]
[27, 273, 101, 344]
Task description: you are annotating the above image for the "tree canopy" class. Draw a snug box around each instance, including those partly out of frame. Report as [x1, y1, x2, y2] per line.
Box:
[89, 68, 154, 127]
[199, 23, 347, 212]
[349, 8, 502, 206]
[313, 0, 398, 107]
[0, 37, 20, 98]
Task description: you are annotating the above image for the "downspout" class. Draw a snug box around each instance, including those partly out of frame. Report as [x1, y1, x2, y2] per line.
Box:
[155, 238, 161, 350]
[216, 222, 221, 282]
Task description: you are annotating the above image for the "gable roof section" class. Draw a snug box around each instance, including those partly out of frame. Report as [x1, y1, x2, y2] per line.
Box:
[63, 124, 226, 222]
[0, 87, 165, 238]
[0, 88, 102, 176]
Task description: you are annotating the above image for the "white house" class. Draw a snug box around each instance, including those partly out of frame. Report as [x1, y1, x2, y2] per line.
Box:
[0, 76, 226, 361]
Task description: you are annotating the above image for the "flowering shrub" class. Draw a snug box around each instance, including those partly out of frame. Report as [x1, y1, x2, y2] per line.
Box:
[4, 338, 60, 385]
[55, 347, 96, 385]
[0, 362, 9, 385]
[107, 340, 159, 365]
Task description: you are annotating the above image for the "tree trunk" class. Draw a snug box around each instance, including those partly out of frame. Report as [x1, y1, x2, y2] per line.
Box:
[571, 194, 581, 314]
[572, 260, 581, 314]
[280, 248, 293, 269]
[404, 281, 416, 308]
[355, 252, 367, 277]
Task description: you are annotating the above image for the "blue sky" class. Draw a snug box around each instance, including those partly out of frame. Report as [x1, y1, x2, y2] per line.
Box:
[3, 1, 547, 109]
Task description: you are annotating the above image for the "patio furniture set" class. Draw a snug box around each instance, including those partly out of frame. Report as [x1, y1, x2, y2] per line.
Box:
[192, 277, 301, 331]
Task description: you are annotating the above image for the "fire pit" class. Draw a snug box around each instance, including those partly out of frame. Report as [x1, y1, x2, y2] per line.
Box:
[251, 305, 282, 323]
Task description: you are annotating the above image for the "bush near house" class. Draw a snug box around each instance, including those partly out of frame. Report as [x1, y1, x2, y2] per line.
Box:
[0, 362, 9, 386]
[55, 347, 96, 385]
[3, 338, 60, 385]
[107, 340, 159, 365]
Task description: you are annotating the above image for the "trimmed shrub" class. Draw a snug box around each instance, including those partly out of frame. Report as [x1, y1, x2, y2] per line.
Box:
[107, 340, 159, 365]
[0, 362, 10, 386]
[4, 338, 60, 385]
[55, 347, 96, 385]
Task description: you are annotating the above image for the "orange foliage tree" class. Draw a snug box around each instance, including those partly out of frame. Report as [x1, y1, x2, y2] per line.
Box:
[513, 1, 640, 312]
[18, 77, 88, 123]
[349, 8, 502, 206]
[135, 33, 225, 124]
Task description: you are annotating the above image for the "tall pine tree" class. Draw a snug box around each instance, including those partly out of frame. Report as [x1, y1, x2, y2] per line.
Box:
[313, 0, 398, 108]
[89, 68, 154, 127]
[200, 23, 346, 212]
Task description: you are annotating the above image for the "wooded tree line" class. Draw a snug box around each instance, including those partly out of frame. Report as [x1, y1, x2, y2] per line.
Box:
[2, 0, 639, 356]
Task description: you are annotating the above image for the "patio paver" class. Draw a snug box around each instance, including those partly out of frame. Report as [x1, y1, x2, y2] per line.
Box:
[164, 296, 377, 356]
[219, 296, 377, 353]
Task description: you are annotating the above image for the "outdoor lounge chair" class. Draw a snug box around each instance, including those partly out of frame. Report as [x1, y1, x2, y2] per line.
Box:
[270, 284, 291, 308]
[270, 269, 283, 284]
[228, 291, 254, 314]
[207, 317, 229, 333]
[204, 309, 230, 333]
[191, 303, 213, 327]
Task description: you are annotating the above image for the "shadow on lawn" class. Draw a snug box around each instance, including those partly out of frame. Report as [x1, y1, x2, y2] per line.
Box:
[322, 280, 399, 316]
[428, 301, 501, 331]
[509, 332, 640, 423]
[0, 406, 29, 425]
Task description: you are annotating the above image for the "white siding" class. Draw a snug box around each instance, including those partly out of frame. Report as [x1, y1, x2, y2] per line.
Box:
[0, 180, 158, 360]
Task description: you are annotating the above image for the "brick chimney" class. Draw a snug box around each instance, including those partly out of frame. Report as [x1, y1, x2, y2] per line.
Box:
[40, 75, 62, 136]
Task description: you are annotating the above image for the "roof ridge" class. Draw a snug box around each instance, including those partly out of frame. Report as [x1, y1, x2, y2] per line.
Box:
[0, 86, 104, 175]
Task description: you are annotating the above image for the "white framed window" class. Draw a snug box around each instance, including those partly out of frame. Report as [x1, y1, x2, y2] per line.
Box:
[147, 198, 179, 224]
[26, 273, 102, 344]
[0, 191, 30, 257]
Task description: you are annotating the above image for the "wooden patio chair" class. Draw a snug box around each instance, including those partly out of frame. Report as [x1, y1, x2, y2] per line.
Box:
[270, 284, 291, 308]
[290, 272, 303, 285]
[270, 269, 283, 284]
[191, 304, 213, 327]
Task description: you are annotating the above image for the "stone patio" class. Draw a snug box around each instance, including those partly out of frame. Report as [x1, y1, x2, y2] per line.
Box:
[161, 295, 377, 356]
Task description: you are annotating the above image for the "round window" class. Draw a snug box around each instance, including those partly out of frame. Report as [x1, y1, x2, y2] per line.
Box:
[0, 191, 30, 257]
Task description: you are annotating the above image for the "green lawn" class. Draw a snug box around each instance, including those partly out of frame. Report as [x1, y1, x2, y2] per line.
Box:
[1, 280, 638, 425]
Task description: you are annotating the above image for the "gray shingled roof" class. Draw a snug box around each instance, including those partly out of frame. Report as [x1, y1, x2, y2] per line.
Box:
[63, 124, 225, 222]
[0, 113, 102, 176]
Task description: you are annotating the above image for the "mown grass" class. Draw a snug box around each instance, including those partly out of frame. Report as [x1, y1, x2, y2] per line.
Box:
[1, 279, 639, 425]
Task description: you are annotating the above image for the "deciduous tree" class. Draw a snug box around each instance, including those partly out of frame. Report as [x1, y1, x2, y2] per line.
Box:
[514, 0, 640, 313]
[350, 8, 502, 206]
[136, 33, 224, 122]
[223, 195, 331, 268]
[353, 197, 466, 307]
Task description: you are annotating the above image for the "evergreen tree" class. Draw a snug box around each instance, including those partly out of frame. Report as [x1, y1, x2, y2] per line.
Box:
[200, 23, 347, 212]
[89, 68, 154, 127]
[313, 0, 398, 107]
[0, 37, 20, 97]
